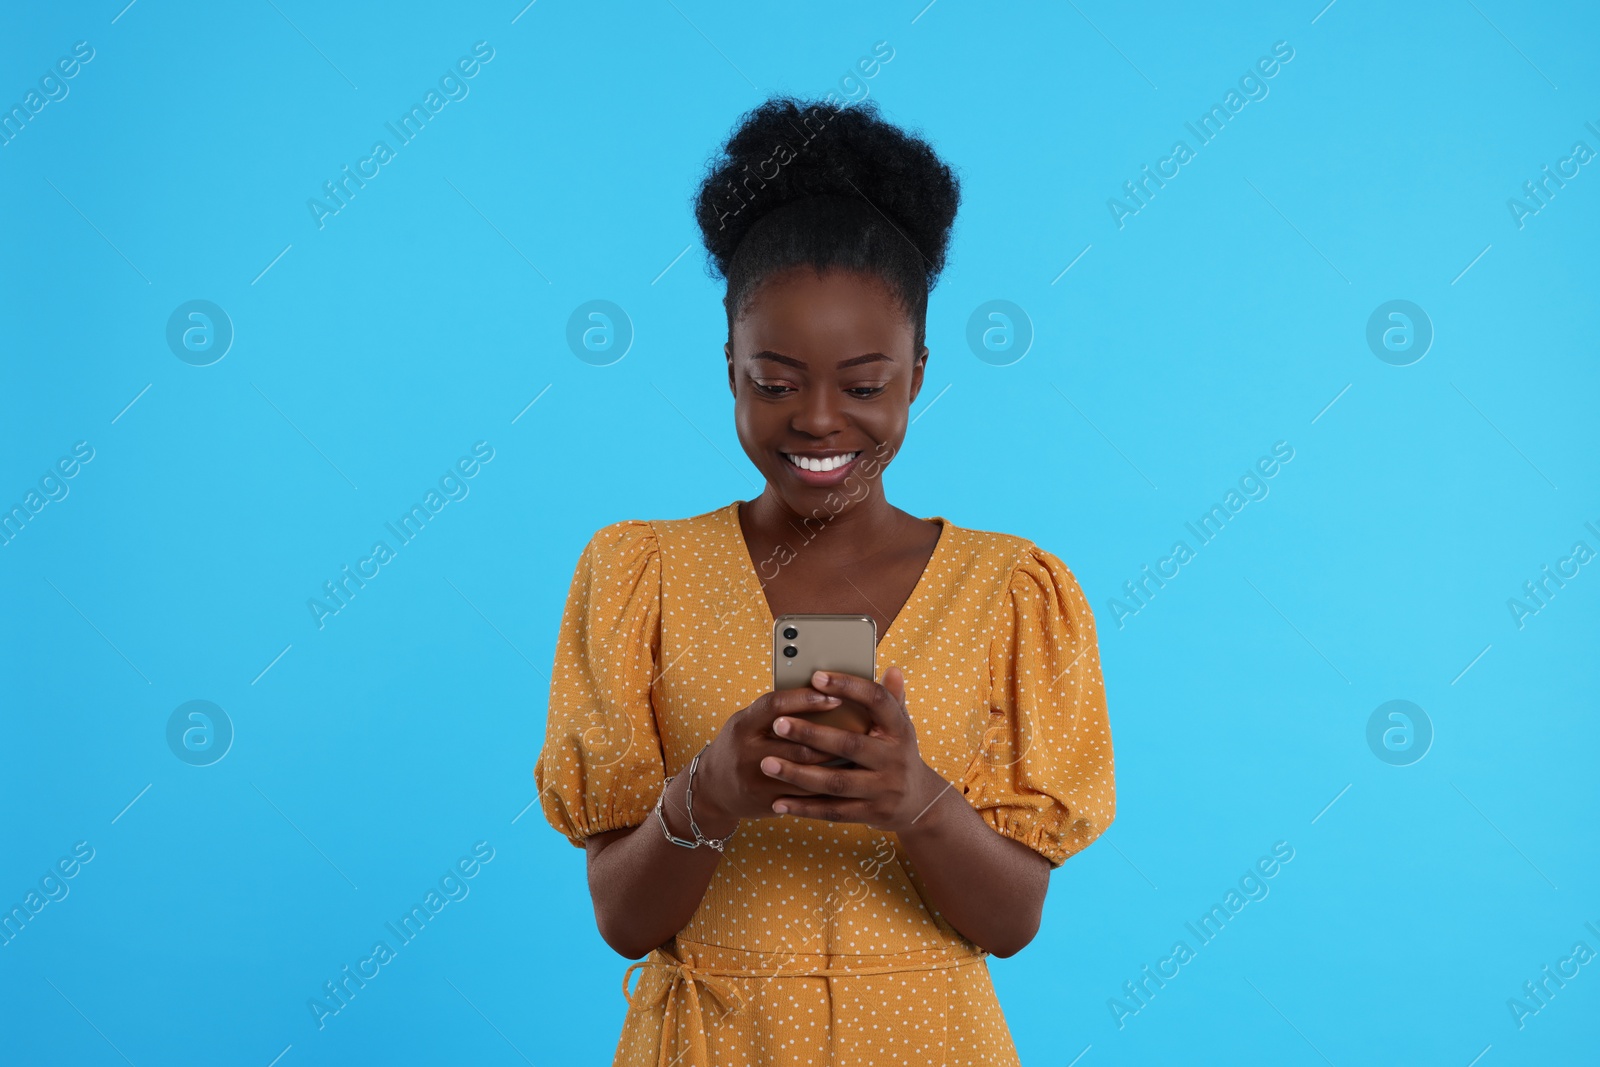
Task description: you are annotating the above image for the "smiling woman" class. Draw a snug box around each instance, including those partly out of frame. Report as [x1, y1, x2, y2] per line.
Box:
[533, 95, 1116, 1067]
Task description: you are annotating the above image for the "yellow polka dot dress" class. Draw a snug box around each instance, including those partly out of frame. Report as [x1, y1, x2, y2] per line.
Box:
[534, 501, 1115, 1067]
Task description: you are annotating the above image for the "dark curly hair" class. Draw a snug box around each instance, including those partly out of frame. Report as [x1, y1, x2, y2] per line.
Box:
[693, 96, 961, 352]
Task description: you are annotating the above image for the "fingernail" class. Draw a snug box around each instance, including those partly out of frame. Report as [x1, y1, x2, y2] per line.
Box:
[774, 717, 790, 735]
[773, 802, 789, 814]
[762, 757, 781, 775]
[813, 671, 829, 685]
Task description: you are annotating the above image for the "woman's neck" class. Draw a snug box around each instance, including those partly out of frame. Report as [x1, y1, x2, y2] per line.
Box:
[741, 486, 914, 569]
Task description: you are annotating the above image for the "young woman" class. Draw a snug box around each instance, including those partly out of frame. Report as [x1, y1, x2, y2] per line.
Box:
[535, 96, 1115, 1066]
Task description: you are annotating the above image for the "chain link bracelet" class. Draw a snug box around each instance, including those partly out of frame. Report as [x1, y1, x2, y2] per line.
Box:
[653, 743, 737, 852]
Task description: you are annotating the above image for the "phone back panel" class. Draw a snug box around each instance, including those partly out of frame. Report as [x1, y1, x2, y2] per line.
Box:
[772, 613, 876, 691]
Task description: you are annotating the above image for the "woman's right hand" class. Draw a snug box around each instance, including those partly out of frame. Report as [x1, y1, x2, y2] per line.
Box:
[688, 688, 844, 830]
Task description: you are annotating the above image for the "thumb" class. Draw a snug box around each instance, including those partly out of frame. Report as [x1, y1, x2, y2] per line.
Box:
[882, 665, 906, 706]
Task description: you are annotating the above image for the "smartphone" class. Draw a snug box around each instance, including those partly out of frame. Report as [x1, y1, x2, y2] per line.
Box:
[772, 613, 876, 769]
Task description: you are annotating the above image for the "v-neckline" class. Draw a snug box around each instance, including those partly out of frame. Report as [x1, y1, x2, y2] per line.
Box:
[727, 500, 951, 652]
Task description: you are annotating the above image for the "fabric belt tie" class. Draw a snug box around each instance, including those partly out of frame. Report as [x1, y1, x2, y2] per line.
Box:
[622, 940, 989, 1067]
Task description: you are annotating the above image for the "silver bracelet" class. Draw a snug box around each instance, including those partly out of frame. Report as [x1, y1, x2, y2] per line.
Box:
[685, 745, 737, 851]
[653, 744, 737, 852]
[653, 780, 698, 848]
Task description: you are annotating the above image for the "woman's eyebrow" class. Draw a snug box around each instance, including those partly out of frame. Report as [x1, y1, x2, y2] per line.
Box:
[751, 351, 892, 369]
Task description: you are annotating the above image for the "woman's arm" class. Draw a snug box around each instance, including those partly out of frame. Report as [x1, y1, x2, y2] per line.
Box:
[582, 687, 845, 959]
[761, 667, 1053, 958]
[890, 764, 1052, 956]
[583, 768, 739, 960]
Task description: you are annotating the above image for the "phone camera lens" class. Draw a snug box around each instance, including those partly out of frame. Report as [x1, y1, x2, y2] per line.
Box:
[782, 645, 798, 658]
[782, 626, 798, 640]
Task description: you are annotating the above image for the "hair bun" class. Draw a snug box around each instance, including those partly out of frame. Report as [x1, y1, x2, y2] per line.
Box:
[694, 97, 960, 290]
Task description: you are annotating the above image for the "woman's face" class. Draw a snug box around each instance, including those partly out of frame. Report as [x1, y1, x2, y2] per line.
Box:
[726, 267, 926, 517]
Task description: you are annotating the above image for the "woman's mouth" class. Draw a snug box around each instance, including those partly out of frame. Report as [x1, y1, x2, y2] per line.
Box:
[780, 450, 863, 486]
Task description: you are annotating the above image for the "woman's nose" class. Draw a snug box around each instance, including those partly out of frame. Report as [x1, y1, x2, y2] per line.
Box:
[791, 386, 847, 437]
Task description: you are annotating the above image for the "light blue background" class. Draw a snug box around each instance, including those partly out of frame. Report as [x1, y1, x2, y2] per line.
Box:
[3, 1, 1596, 1064]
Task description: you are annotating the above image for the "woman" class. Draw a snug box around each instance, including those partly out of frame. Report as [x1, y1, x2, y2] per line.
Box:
[534, 96, 1115, 1066]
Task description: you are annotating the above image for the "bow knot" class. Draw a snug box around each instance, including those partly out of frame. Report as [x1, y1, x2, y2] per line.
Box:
[623, 955, 746, 1067]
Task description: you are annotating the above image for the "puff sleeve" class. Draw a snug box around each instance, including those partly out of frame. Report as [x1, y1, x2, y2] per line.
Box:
[958, 545, 1115, 869]
[534, 520, 666, 850]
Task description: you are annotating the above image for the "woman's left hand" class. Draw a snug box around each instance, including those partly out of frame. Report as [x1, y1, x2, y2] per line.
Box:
[760, 666, 953, 835]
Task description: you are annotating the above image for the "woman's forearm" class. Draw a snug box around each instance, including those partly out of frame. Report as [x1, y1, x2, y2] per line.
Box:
[759, 670, 1054, 956]
[586, 771, 739, 959]
[587, 760, 1047, 960]
[586, 689, 846, 958]
[894, 763, 1051, 957]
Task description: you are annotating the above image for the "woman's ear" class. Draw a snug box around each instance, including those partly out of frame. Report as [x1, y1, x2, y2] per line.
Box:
[908, 345, 929, 404]
[725, 342, 736, 397]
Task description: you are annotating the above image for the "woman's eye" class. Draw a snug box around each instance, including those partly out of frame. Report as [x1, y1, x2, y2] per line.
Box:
[752, 382, 884, 398]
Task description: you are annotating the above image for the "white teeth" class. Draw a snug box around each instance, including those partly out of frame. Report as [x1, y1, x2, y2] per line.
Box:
[785, 451, 860, 473]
